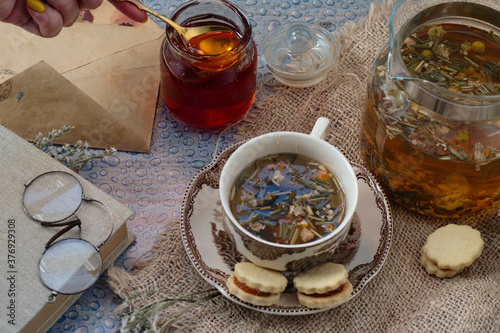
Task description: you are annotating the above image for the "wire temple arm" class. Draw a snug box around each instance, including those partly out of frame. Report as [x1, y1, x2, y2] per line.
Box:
[83, 197, 115, 250]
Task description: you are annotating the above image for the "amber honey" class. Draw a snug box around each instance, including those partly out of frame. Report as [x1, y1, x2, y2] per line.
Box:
[189, 30, 238, 56]
[362, 21, 500, 217]
[161, 18, 257, 129]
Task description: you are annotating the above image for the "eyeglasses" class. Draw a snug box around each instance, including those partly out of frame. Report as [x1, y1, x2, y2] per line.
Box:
[22, 171, 114, 303]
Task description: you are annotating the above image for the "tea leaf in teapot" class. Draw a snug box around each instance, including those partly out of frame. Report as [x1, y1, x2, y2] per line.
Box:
[402, 23, 500, 96]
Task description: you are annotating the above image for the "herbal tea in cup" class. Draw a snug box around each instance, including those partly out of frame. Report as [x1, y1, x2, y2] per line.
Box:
[220, 117, 358, 272]
[229, 153, 346, 245]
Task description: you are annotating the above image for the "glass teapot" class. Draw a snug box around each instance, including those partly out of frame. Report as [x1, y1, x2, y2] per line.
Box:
[361, 0, 500, 218]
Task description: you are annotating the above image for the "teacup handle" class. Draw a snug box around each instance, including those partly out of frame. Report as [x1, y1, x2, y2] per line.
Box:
[310, 117, 331, 140]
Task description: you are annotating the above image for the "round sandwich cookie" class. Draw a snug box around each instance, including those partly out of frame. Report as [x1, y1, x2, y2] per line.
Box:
[226, 262, 288, 306]
[421, 224, 484, 277]
[420, 251, 464, 278]
[293, 262, 353, 309]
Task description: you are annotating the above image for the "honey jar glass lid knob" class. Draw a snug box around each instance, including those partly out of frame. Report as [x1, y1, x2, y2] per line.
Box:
[284, 24, 316, 53]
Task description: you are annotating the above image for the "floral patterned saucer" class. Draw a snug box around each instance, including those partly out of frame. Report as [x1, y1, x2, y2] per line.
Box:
[180, 142, 392, 315]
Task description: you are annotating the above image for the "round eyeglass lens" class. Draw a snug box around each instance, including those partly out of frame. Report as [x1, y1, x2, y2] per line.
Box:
[39, 239, 102, 295]
[23, 172, 83, 223]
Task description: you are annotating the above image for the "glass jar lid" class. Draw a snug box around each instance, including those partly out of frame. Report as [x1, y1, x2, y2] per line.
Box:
[261, 23, 339, 88]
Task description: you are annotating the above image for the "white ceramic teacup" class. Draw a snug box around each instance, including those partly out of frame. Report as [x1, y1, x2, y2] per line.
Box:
[220, 117, 358, 272]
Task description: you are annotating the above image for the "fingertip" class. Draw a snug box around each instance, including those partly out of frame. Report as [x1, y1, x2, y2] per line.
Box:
[108, 0, 148, 23]
[28, 7, 64, 37]
[40, 23, 63, 38]
[133, 11, 148, 23]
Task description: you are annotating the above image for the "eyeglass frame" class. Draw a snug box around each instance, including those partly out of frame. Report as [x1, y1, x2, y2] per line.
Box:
[22, 170, 114, 303]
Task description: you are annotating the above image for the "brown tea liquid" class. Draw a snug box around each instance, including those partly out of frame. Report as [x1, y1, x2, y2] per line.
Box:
[362, 23, 500, 217]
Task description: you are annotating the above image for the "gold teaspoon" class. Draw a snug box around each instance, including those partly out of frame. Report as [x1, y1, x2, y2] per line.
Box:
[117, 0, 234, 53]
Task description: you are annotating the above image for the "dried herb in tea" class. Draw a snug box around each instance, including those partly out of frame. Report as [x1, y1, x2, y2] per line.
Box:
[401, 23, 500, 95]
[230, 153, 345, 245]
[362, 19, 500, 217]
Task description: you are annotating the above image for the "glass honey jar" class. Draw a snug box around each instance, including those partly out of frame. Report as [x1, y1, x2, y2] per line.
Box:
[160, 0, 257, 128]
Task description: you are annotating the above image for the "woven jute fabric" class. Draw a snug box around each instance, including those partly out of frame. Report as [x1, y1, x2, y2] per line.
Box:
[108, 1, 500, 331]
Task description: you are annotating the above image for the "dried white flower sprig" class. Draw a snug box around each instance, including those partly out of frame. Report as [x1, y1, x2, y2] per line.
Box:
[117, 288, 220, 333]
[33, 125, 117, 171]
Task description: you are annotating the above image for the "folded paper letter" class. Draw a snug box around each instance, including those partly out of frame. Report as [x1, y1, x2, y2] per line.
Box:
[0, 4, 165, 152]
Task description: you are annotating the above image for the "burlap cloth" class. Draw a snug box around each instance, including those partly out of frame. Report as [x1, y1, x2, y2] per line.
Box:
[108, 1, 500, 331]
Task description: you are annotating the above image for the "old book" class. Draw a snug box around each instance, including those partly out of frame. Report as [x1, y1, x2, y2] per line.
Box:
[0, 125, 134, 332]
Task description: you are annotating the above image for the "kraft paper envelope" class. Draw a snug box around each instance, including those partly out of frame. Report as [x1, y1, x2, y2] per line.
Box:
[0, 9, 165, 152]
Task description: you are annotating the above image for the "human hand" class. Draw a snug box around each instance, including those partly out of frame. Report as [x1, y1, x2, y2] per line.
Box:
[0, 0, 147, 38]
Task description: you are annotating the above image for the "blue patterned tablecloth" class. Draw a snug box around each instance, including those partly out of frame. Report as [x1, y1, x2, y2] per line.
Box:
[48, 0, 374, 332]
